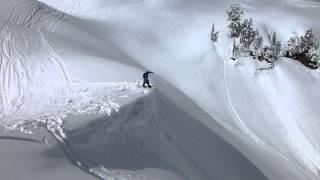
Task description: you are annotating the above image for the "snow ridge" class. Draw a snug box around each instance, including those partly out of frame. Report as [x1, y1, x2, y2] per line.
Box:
[9, 1, 66, 31]
[43, 83, 155, 180]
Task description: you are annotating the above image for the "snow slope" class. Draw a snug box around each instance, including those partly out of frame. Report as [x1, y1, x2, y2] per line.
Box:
[0, 0, 71, 122]
[1, 0, 320, 180]
[0, 128, 96, 180]
[66, 88, 266, 180]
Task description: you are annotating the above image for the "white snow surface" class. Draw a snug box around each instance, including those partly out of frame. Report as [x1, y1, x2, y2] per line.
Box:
[0, 0, 320, 180]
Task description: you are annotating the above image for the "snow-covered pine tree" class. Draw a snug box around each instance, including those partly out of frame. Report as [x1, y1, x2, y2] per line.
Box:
[282, 29, 319, 69]
[210, 24, 219, 42]
[262, 47, 270, 60]
[307, 40, 320, 68]
[227, 3, 243, 38]
[276, 41, 282, 60]
[269, 32, 281, 60]
[251, 29, 262, 58]
[240, 18, 255, 55]
[301, 29, 315, 53]
[270, 32, 276, 56]
[282, 36, 300, 58]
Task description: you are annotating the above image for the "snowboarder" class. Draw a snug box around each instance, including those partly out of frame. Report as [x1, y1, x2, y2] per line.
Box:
[142, 71, 153, 88]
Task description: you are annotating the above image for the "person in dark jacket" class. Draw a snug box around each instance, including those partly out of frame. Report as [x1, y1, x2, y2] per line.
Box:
[143, 71, 153, 88]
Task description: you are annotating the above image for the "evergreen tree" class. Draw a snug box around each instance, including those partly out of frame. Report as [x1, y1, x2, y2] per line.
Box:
[282, 29, 320, 69]
[276, 41, 282, 60]
[269, 32, 281, 60]
[282, 36, 300, 58]
[301, 29, 315, 53]
[251, 29, 262, 58]
[260, 46, 274, 64]
[210, 24, 219, 42]
[240, 18, 255, 55]
[307, 41, 320, 67]
[227, 3, 243, 38]
[232, 39, 241, 59]
[270, 32, 276, 54]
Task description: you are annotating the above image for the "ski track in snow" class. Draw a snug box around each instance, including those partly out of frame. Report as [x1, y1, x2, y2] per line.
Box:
[255, 70, 320, 179]
[222, 57, 320, 180]
[0, 1, 71, 121]
[215, 33, 320, 179]
[222, 59, 296, 177]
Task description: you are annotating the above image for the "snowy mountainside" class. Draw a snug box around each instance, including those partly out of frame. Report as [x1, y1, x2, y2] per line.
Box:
[0, 0, 320, 180]
[0, 1, 70, 121]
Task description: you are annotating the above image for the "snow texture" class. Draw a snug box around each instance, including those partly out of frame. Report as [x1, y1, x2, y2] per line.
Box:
[1, 0, 320, 180]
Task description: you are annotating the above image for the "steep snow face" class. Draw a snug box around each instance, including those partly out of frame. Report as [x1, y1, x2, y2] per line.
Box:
[67, 89, 267, 180]
[0, 1, 71, 122]
[219, 58, 320, 180]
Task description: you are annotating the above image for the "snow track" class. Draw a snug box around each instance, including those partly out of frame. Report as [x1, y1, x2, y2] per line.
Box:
[0, 1, 71, 122]
[256, 66, 320, 179]
[223, 59, 319, 180]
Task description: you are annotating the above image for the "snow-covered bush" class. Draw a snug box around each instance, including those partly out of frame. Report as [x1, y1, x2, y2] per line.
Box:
[239, 18, 255, 55]
[210, 24, 219, 42]
[282, 29, 319, 69]
[260, 46, 274, 62]
[227, 3, 243, 38]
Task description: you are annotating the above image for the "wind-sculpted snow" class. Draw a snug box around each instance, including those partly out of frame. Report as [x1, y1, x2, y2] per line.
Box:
[0, 1, 71, 121]
[9, 1, 66, 31]
[39, 0, 146, 18]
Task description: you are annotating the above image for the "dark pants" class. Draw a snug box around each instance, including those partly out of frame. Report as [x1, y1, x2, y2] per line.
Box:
[143, 79, 152, 88]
